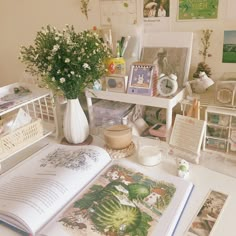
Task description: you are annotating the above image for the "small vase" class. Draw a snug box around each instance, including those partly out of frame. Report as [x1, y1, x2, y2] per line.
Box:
[63, 98, 89, 144]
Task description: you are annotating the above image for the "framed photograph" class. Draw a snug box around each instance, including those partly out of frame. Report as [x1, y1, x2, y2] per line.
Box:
[143, 0, 170, 18]
[140, 32, 193, 88]
[105, 75, 128, 93]
[127, 63, 157, 96]
[178, 0, 219, 20]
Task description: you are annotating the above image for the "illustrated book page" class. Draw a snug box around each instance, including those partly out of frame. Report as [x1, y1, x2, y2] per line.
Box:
[0, 144, 111, 235]
[40, 158, 194, 236]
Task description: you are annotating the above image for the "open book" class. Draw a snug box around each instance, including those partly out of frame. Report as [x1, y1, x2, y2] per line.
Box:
[0, 144, 193, 236]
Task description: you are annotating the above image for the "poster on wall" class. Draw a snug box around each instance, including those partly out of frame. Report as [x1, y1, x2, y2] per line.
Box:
[178, 0, 219, 20]
[222, 30, 236, 63]
[143, 0, 170, 21]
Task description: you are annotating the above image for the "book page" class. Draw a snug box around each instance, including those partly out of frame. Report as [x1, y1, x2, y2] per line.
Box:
[0, 144, 111, 235]
[40, 159, 193, 236]
[169, 115, 206, 154]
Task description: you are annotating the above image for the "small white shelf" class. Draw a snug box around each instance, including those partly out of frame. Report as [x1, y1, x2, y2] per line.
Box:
[85, 88, 186, 131]
[203, 106, 236, 158]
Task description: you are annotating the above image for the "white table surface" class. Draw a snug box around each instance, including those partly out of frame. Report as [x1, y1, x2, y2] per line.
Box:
[1, 136, 236, 236]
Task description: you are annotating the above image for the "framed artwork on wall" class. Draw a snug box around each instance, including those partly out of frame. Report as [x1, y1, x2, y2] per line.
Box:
[178, 0, 219, 20]
[222, 30, 236, 63]
[143, 0, 170, 19]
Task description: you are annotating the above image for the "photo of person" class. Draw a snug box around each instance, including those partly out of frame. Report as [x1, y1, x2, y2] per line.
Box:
[158, 4, 166, 17]
[143, 0, 169, 18]
[141, 47, 188, 88]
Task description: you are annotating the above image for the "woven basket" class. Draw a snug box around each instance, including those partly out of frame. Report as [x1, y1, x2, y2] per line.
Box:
[0, 119, 43, 156]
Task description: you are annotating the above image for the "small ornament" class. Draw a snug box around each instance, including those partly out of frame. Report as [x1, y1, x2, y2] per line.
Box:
[93, 80, 102, 91]
[177, 159, 190, 179]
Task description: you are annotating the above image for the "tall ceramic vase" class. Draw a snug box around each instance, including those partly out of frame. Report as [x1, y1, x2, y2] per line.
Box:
[63, 98, 89, 144]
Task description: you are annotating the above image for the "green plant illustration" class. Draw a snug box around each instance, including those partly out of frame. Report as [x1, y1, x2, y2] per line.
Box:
[58, 165, 176, 236]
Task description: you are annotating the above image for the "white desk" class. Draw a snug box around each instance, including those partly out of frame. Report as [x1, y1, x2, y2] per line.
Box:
[1, 136, 236, 236]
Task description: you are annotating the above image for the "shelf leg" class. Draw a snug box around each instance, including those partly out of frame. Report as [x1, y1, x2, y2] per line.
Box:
[166, 108, 172, 135]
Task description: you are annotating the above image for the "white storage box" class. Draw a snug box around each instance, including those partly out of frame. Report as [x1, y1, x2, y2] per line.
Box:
[0, 119, 44, 158]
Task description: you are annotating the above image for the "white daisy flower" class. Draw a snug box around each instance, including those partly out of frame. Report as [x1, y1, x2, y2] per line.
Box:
[65, 58, 70, 63]
[60, 77, 66, 83]
[83, 63, 91, 70]
[52, 44, 59, 52]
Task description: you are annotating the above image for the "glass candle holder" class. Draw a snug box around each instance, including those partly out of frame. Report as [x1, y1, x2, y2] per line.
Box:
[135, 136, 163, 166]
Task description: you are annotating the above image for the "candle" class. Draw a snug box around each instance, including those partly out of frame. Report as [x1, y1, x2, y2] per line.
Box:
[138, 146, 162, 166]
[103, 125, 132, 150]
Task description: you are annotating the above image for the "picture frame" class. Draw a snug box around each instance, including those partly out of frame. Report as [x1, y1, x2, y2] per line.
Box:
[127, 63, 157, 96]
[140, 32, 193, 89]
[105, 75, 128, 93]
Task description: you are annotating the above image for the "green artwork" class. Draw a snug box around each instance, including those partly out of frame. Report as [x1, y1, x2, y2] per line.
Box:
[222, 31, 236, 63]
[58, 164, 176, 236]
[178, 0, 219, 20]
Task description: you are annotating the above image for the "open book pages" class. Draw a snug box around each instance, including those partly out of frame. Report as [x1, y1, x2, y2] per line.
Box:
[0, 143, 193, 236]
[39, 160, 193, 236]
[0, 144, 111, 235]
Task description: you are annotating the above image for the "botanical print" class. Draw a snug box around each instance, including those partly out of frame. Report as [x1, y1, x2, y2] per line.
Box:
[222, 30, 236, 63]
[100, 0, 138, 25]
[40, 148, 99, 170]
[186, 190, 228, 236]
[178, 0, 219, 20]
[57, 164, 176, 235]
[143, 0, 170, 18]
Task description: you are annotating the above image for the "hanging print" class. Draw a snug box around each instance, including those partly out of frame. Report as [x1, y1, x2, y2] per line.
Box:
[178, 0, 219, 20]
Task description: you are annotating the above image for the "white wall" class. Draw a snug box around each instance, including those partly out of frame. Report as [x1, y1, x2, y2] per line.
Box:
[0, 0, 235, 86]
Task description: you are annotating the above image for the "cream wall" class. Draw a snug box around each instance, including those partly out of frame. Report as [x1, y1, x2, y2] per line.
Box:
[0, 0, 235, 87]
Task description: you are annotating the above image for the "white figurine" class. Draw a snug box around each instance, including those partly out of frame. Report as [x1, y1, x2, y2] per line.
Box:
[177, 159, 190, 179]
[93, 80, 102, 91]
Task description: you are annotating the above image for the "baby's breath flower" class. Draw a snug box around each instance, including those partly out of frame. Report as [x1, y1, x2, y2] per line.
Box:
[52, 44, 59, 52]
[83, 63, 91, 70]
[19, 24, 111, 99]
[60, 77, 66, 83]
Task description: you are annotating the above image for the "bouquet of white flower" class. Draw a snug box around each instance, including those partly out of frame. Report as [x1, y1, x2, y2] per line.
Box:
[19, 25, 111, 99]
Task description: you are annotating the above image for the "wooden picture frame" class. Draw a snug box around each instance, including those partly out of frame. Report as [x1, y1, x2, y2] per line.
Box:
[105, 75, 128, 93]
[127, 63, 157, 96]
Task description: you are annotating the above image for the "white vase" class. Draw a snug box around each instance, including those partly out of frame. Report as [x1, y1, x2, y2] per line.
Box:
[63, 98, 89, 144]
